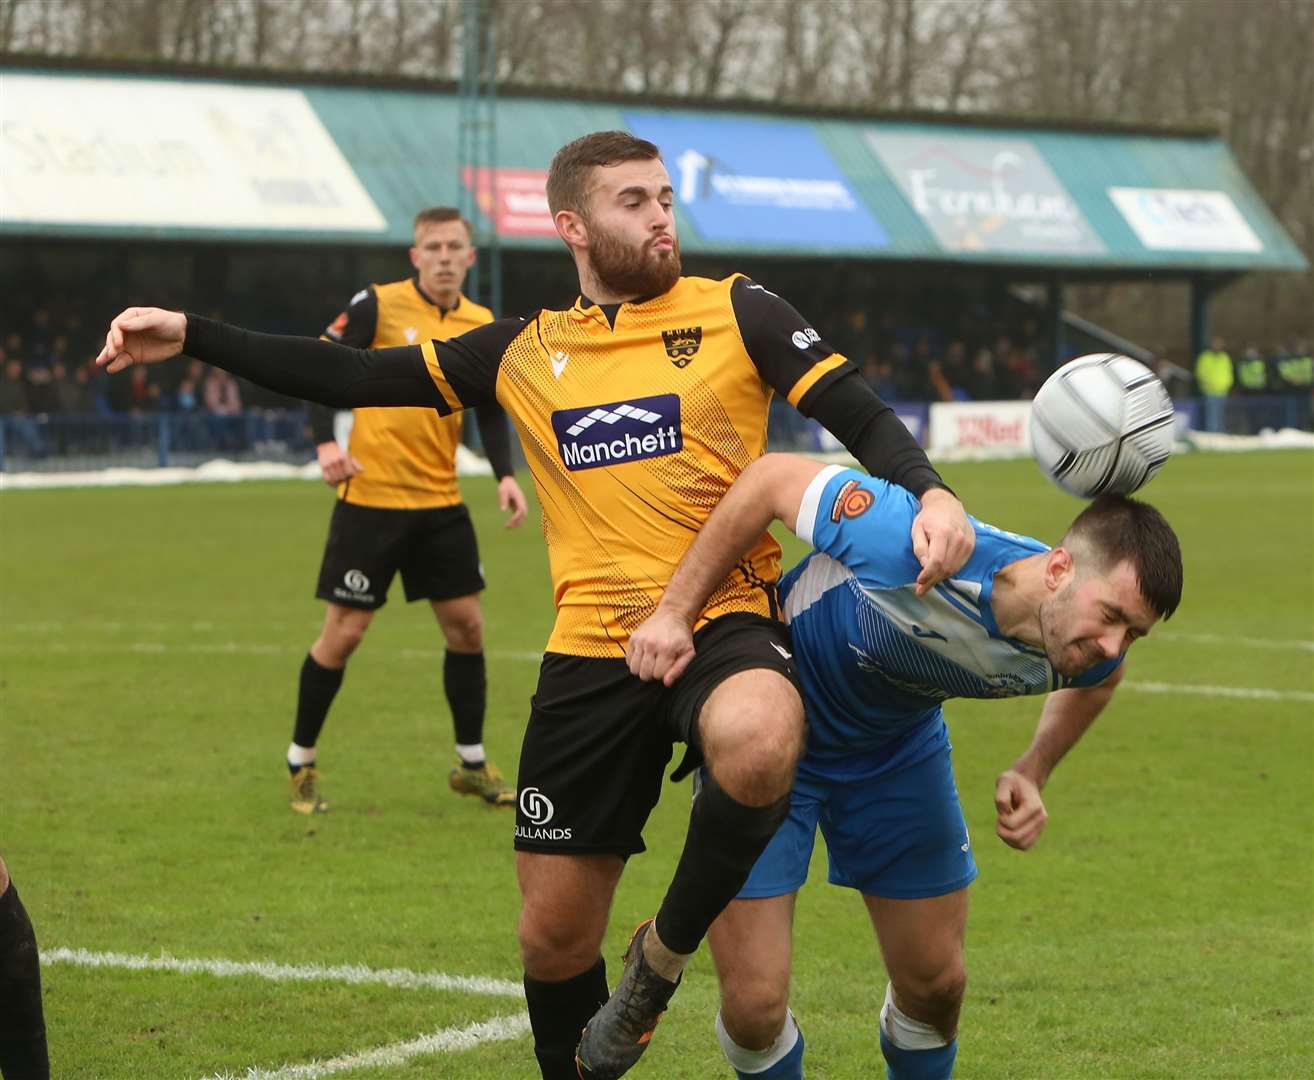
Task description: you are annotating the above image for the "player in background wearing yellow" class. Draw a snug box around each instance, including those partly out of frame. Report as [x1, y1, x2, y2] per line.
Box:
[289, 207, 528, 814]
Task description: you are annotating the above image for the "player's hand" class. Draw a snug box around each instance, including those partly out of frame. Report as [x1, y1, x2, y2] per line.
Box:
[994, 769, 1048, 850]
[316, 442, 363, 486]
[96, 307, 187, 373]
[626, 608, 696, 686]
[498, 476, 529, 529]
[911, 487, 975, 596]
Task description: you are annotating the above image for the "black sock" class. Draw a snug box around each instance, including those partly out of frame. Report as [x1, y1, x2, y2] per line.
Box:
[292, 653, 345, 752]
[653, 775, 791, 955]
[444, 650, 486, 749]
[524, 958, 608, 1079]
[0, 881, 50, 1080]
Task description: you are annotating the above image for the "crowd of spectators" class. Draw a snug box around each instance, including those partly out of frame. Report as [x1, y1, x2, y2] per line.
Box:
[0, 300, 310, 461]
[1, 276, 1309, 464]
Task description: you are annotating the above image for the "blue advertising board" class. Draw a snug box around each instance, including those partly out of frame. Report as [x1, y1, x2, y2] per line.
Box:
[624, 113, 888, 248]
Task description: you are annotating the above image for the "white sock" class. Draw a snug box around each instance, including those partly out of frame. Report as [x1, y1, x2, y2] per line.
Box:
[880, 982, 949, 1050]
[287, 743, 316, 767]
[455, 743, 485, 766]
[716, 1009, 800, 1074]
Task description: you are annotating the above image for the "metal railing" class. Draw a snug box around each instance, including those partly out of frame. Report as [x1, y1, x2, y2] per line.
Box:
[0, 409, 312, 472]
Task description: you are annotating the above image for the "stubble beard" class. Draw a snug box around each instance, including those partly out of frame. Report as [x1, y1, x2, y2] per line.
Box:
[587, 222, 681, 300]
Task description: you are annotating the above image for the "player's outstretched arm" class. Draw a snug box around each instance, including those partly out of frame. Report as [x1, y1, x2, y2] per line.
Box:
[98, 310, 452, 411]
[626, 453, 825, 685]
[994, 665, 1123, 850]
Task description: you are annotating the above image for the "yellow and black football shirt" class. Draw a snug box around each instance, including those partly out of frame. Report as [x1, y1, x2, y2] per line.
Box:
[313, 277, 495, 510]
[185, 274, 944, 658]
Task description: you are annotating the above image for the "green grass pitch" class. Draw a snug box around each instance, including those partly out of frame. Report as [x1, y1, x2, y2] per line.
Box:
[3, 450, 1311, 1078]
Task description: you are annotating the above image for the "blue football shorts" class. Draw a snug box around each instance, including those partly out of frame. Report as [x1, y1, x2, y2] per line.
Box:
[737, 738, 978, 900]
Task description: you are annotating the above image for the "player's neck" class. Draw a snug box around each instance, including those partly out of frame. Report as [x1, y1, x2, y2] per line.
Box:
[576, 270, 638, 306]
[991, 554, 1047, 646]
[416, 276, 461, 311]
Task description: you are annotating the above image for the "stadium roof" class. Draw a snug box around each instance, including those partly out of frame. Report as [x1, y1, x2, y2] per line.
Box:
[1, 62, 1306, 276]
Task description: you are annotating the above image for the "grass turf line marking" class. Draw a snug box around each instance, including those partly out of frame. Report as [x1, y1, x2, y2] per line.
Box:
[1124, 681, 1314, 703]
[1154, 631, 1314, 652]
[201, 1013, 531, 1080]
[41, 947, 523, 998]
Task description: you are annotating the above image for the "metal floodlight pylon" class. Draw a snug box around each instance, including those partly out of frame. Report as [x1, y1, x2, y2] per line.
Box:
[457, 0, 501, 315]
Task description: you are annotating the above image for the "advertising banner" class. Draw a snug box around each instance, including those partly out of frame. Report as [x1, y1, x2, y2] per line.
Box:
[1108, 188, 1262, 252]
[1, 76, 387, 232]
[866, 131, 1104, 255]
[928, 401, 1033, 456]
[624, 113, 888, 248]
[460, 166, 556, 237]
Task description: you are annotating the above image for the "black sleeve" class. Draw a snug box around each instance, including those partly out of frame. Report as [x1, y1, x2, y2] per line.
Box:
[183, 315, 450, 411]
[323, 287, 379, 348]
[730, 276, 844, 397]
[728, 278, 948, 497]
[182, 313, 530, 415]
[308, 402, 337, 444]
[473, 402, 515, 480]
[309, 288, 378, 444]
[800, 370, 947, 497]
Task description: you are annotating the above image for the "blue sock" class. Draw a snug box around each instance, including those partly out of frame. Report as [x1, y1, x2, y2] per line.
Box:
[879, 1026, 956, 1080]
[742, 1028, 804, 1079]
[720, 1012, 805, 1079]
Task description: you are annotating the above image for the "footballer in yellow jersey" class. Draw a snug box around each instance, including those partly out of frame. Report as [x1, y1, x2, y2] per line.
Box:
[99, 132, 974, 1080]
[289, 208, 528, 817]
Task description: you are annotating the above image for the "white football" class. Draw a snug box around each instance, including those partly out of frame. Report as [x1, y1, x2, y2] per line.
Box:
[1029, 353, 1175, 497]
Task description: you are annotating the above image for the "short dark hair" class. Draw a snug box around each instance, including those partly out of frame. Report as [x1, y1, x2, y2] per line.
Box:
[412, 206, 473, 238]
[546, 131, 662, 216]
[1061, 494, 1183, 619]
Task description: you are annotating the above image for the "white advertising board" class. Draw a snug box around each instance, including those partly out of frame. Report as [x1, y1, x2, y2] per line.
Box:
[1, 75, 387, 232]
[1108, 187, 1262, 252]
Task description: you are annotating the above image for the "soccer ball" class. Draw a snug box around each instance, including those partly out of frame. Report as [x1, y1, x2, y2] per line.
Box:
[1029, 353, 1175, 497]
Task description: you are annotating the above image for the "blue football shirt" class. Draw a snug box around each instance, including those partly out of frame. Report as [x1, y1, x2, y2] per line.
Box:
[782, 465, 1120, 765]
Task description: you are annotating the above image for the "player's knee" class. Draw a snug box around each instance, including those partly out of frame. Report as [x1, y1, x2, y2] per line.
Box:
[894, 963, 967, 1029]
[516, 908, 603, 981]
[444, 612, 484, 652]
[721, 980, 790, 1049]
[318, 608, 371, 663]
[705, 701, 804, 804]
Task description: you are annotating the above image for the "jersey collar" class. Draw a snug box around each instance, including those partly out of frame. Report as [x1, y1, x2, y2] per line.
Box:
[575, 285, 671, 330]
[411, 275, 463, 316]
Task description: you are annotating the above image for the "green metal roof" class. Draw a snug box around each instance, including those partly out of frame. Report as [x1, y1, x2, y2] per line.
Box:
[1, 66, 1305, 275]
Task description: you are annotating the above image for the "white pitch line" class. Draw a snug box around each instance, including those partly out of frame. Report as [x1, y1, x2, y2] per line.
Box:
[41, 947, 524, 998]
[1155, 631, 1314, 652]
[201, 1013, 531, 1080]
[1125, 680, 1314, 703]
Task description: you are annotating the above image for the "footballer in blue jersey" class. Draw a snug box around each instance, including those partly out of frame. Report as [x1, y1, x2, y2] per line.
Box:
[627, 454, 1183, 1080]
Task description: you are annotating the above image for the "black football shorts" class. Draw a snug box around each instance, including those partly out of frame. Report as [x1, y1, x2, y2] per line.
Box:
[315, 500, 484, 610]
[514, 613, 799, 857]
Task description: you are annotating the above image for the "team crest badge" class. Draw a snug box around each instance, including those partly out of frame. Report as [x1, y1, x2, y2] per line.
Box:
[662, 327, 702, 368]
[830, 479, 874, 522]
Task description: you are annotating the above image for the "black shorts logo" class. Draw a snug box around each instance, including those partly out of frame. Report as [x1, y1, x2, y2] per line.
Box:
[662, 326, 702, 368]
[344, 569, 370, 592]
[519, 786, 555, 824]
